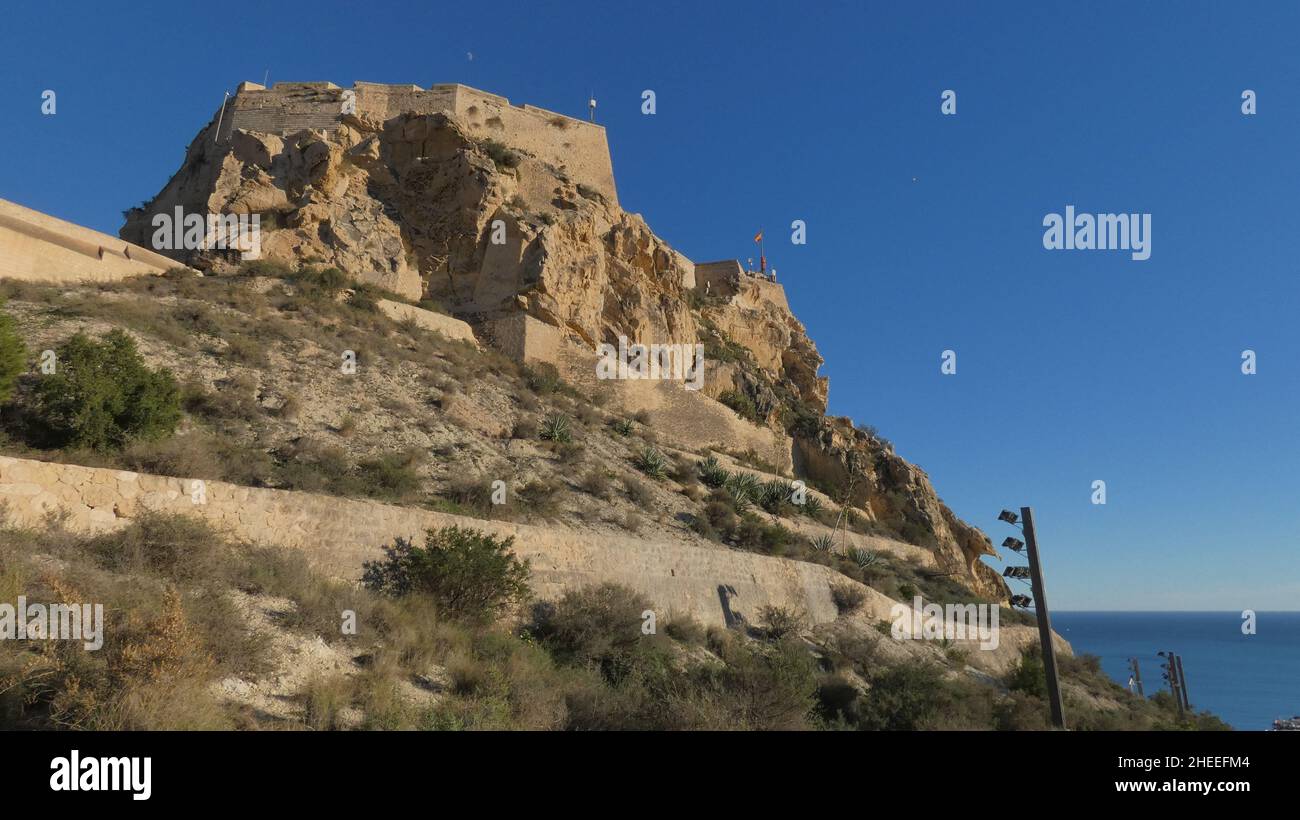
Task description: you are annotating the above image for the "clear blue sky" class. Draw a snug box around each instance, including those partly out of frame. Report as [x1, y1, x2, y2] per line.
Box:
[2, 1, 1297, 610]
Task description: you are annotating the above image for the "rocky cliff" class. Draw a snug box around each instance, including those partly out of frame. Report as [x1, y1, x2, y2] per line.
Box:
[120, 82, 1005, 602]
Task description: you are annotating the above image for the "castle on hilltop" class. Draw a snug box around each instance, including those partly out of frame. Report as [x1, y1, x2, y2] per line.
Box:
[219, 81, 619, 207]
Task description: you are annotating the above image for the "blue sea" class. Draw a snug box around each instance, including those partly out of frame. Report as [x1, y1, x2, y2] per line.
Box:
[1051, 612, 1299, 730]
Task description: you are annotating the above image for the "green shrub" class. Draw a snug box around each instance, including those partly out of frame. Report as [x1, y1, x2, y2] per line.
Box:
[237, 258, 294, 278]
[810, 533, 835, 553]
[354, 451, 424, 502]
[0, 300, 28, 405]
[719, 389, 759, 422]
[522, 363, 564, 395]
[856, 663, 955, 730]
[733, 517, 796, 555]
[1006, 649, 1048, 699]
[530, 583, 651, 673]
[33, 329, 181, 450]
[361, 526, 530, 622]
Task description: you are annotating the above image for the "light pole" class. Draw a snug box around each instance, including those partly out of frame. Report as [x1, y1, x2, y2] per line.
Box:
[999, 506, 1066, 729]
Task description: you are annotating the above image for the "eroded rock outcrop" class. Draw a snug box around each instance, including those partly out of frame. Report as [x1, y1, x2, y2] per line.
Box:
[794, 418, 1008, 602]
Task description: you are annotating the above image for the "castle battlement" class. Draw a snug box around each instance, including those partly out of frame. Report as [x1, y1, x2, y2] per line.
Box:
[219, 81, 618, 205]
[694, 259, 790, 312]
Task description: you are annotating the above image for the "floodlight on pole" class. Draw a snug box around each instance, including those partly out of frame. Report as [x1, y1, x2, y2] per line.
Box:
[1002, 537, 1025, 552]
[999, 506, 1065, 729]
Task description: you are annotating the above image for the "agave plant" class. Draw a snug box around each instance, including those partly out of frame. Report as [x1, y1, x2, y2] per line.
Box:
[635, 445, 668, 479]
[758, 479, 794, 514]
[810, 533, 836, 553]
[539, 413, 572, 443]
[801, 494, 824, 517]
[610, 418, 634, 437]
[724, 471, 761, 510]
[697, 454, 729, 488]
[848, 546, 880, 570]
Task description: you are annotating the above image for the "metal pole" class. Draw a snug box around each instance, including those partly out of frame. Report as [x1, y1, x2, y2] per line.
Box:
[1174, 654, 1191, 711]
[1021, 506, 1065, 729]
[1130, 657, 1145, 697]
[1164, 652, 1185, 720]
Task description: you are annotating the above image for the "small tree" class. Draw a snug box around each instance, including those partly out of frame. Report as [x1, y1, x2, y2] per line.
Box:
[33, 329, 180, 450]
[362, 526, 530, 622]
[0, 300, 28, 405]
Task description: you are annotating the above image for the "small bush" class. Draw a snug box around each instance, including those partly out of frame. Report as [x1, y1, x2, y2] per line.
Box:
[518, 479, 562, 518]
[831, 583, 867, 614]
[85, 510, 227, 584]
[719, 390, 759, 422]
[33, 329, 181, 451]
[530, 583, 651, 672]
[522, 363, 564, 395]
[481, 139, 521, 170]
[610, 418, 633, 437]
[579, 469, 610, 499]
[758, 605, 803, 640]
[511, 417, 539, 439]
[1006, 649, 1048, 699]
[664, 615, 706, 645]
[354, 450, 424, 503]
[361, 526, 531, 622]
[0, 300, 28, 405]
[810, 533, 836, 553]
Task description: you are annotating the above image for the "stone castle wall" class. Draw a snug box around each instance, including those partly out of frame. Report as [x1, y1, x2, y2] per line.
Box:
[0, 198, 177, 284]
[0, 454, 1063, 671]
[221, 81, 618, 206]
[0, 455, 843, 629]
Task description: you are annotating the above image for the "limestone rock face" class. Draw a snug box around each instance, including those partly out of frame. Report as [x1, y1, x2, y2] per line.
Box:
[794, 418, 1008, 602]
[121, 98, 822, 417]
[121, 112, 505, 300]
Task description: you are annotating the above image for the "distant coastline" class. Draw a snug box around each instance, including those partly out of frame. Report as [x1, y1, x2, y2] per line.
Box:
[1053, 611, 1300, 730]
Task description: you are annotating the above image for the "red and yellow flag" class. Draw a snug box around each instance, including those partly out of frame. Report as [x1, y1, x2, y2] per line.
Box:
[753, 230, 763, 243]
